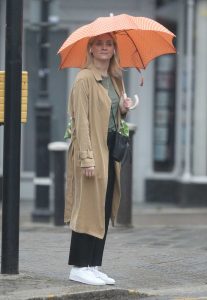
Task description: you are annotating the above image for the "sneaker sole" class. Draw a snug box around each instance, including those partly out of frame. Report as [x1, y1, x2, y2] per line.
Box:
[69, 274, 106, 286]
[105, 281, 115, 285]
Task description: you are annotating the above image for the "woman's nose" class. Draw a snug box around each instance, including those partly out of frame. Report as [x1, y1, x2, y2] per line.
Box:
[101, 43, 107, 49]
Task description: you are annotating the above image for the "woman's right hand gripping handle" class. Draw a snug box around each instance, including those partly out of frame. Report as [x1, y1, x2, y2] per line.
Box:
[82, 166, 95, 177]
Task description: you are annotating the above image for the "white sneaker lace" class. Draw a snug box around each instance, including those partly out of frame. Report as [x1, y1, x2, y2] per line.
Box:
[85, 267, 94, 272]
[90, 266, 107, 277]
[75, 267, 94, 273]
[89, 266, 98, 272]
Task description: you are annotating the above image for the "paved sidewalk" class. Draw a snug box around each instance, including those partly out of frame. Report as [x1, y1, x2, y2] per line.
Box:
[1, 202, 207, 299]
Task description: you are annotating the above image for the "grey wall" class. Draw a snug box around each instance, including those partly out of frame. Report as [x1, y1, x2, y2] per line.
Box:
[22, 28, 68, 172]
[0, 0, 159, 203]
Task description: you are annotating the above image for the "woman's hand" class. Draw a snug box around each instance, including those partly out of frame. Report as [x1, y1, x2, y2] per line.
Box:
[120, 94, 133, 114]
[82, 166, 95, 177]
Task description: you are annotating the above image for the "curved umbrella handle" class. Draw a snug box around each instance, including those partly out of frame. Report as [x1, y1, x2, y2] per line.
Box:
[129, 94, 139, 110]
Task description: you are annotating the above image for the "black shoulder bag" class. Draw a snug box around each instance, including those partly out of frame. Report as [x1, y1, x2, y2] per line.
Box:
[111, 108, 129, 162]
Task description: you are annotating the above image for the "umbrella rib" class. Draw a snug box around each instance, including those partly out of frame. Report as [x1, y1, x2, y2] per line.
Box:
[121, 30, 145, 69]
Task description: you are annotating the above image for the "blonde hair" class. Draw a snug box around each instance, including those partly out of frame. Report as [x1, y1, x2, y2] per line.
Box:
[83, 34, 123, 79]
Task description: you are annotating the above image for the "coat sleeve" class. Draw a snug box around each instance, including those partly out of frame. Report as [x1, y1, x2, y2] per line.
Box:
[71, 78, 95, 168]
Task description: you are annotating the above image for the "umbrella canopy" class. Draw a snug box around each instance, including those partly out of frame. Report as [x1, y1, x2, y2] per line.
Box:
[58, 14, 176, 70]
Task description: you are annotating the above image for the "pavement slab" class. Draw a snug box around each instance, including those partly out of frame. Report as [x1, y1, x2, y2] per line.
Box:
[1, 203, 207, 299]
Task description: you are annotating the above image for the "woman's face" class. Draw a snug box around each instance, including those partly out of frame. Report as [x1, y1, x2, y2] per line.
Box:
[91, 34, 115, 62]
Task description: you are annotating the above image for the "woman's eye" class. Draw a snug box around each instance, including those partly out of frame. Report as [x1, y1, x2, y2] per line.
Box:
[95, 41, 103, 46]
[106, 42, 113, 46]
[94, 41, 113, 47]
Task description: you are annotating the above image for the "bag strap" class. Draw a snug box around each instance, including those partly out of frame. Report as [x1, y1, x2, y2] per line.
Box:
[111, 106, 118, 131]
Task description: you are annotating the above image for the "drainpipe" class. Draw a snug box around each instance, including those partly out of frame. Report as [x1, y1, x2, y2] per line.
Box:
[182, 0, 195, 180]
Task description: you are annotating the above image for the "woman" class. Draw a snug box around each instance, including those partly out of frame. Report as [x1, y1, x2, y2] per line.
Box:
[65, 33, 133, 285]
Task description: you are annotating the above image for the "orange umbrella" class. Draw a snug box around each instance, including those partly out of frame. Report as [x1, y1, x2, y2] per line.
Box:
[58, 14, 176, 70]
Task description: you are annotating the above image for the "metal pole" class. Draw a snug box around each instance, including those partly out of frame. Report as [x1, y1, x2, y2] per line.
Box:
[182, 0, 194, 180]
[53, 152, 65, 225]
[32, 0, 52, 222]
[117, 124, 136, 226]
[1, 0, 23, 274]
[48, 142, 68, 226]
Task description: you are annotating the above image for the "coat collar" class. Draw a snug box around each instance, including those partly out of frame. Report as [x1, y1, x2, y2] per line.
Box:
[87, 64, 122, 97]
[87, 64, 103, 82]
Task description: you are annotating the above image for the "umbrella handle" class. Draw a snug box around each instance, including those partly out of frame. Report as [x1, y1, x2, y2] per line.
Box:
[121, 93, 139, 110]
[129, 94, 139, 110]
[121, 77, 139, 109]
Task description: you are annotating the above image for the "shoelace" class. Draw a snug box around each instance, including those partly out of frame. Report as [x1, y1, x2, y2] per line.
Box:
[90, 267, 106, 277]
[79, 267, 94, 272]
[89, 266, 98, 270]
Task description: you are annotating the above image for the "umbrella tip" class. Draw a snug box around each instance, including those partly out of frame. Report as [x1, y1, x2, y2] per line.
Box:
[109, 13, 114, 17]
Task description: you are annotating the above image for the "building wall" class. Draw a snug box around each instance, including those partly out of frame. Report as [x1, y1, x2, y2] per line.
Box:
[146, 0, 207, 207]
[55, 0, 156, 204]
[145, 0, 186, 204]
[193, 0, 207, 176]
[1, 0, 177, 205]
[3, 0, 207, 206]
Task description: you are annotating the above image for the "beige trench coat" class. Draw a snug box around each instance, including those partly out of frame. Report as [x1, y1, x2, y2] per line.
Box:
[64, 64, 123, 239]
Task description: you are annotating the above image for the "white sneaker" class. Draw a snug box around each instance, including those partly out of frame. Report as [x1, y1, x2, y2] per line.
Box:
[91, 267, 115, 285]
[69, 267, 106, 285]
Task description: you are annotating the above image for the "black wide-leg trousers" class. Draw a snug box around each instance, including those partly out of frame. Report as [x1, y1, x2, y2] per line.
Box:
[68, 132, 115, 267]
